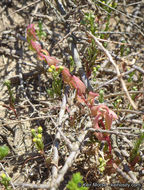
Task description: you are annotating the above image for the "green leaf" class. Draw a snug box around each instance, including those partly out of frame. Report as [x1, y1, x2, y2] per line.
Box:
[0, 145, 9, 160]
[67, 172, 88, 190]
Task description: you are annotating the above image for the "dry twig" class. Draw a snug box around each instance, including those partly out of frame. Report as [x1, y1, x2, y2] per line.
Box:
[88, 32, 137, 110]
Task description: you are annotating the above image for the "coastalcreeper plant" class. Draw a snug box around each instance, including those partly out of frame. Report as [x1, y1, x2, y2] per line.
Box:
[26, 24, 86, 102]
[91, 105, 118, 152]
[26, 23, 118, 153]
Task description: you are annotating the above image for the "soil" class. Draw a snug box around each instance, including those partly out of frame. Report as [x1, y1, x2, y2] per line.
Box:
[0, 0, 144, 190]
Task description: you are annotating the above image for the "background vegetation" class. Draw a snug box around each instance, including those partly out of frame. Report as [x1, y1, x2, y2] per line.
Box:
[0, 0, 144, 189]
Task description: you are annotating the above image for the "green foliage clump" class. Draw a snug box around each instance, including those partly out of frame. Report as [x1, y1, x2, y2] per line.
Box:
[99, 89, 104, 103]
[67, 172, 88, 190]
[69, 56, 75, 73]
[98, 157, 108, 172]
[47, 65, 63, 97]
[130, 123, 144, 164]
[82, 11, 97, 35]
[113, 98, 122, 109]
[92, 65, 100, 81]
[4, 80, 15, 105]
[0, 173, 12, 190]
[31, 126, 44, 152]
[36, 20, 46, 39]
[0, 145, 9, 160]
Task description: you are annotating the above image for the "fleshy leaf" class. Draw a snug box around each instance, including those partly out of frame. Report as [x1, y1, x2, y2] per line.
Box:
[30, 40, 42, 53]
[27, 24, 38, 42]
[105, 109, 118, 130]
[93, 114, 104, 141]
[37, 49, 49, 60]
[91, 105, 99, 116]
[91, 105, 118, 152]
[45, 56, 59, 66]
[76, 94, 85, 104]
[87, 91, 99, 106]
[62, 67, 72, 84]
[70, 76, 86, 95]
[91, 105, 108, 117]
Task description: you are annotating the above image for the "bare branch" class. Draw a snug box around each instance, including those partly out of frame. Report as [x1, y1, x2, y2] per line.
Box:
[88, 32, 137, 110]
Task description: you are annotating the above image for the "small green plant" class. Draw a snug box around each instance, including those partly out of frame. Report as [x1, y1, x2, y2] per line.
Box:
[120, 40, 130, 56]
[66, 172, 88, 190]
[3, 80, 17, 118]
[131, 86, 138, 100]
[4, 80, 15, 106]
[36, 20, 46, 39]
[81, 3, 116, 73]
[98, 89, 104, 103]
[0, 173, 12, 190]
[31, 127, 53, 168]
[81, 11, 99, 73]
[47, 65, 63, 98]
[31, 126, 44, 153]
[69, 56, 75, 73]
[82, 11, 97, 35]
[98, 0, 117, 13]
[0, 146, 11, 190]
[97, 0, 117, 38]
[92, 65, 100, 81]
[0, 145, 9, 160]
[130, 123, 144, 165]
[98, 157, 108, 172]
[113, 98, 122, 109]
[127, 70, 135, 82]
